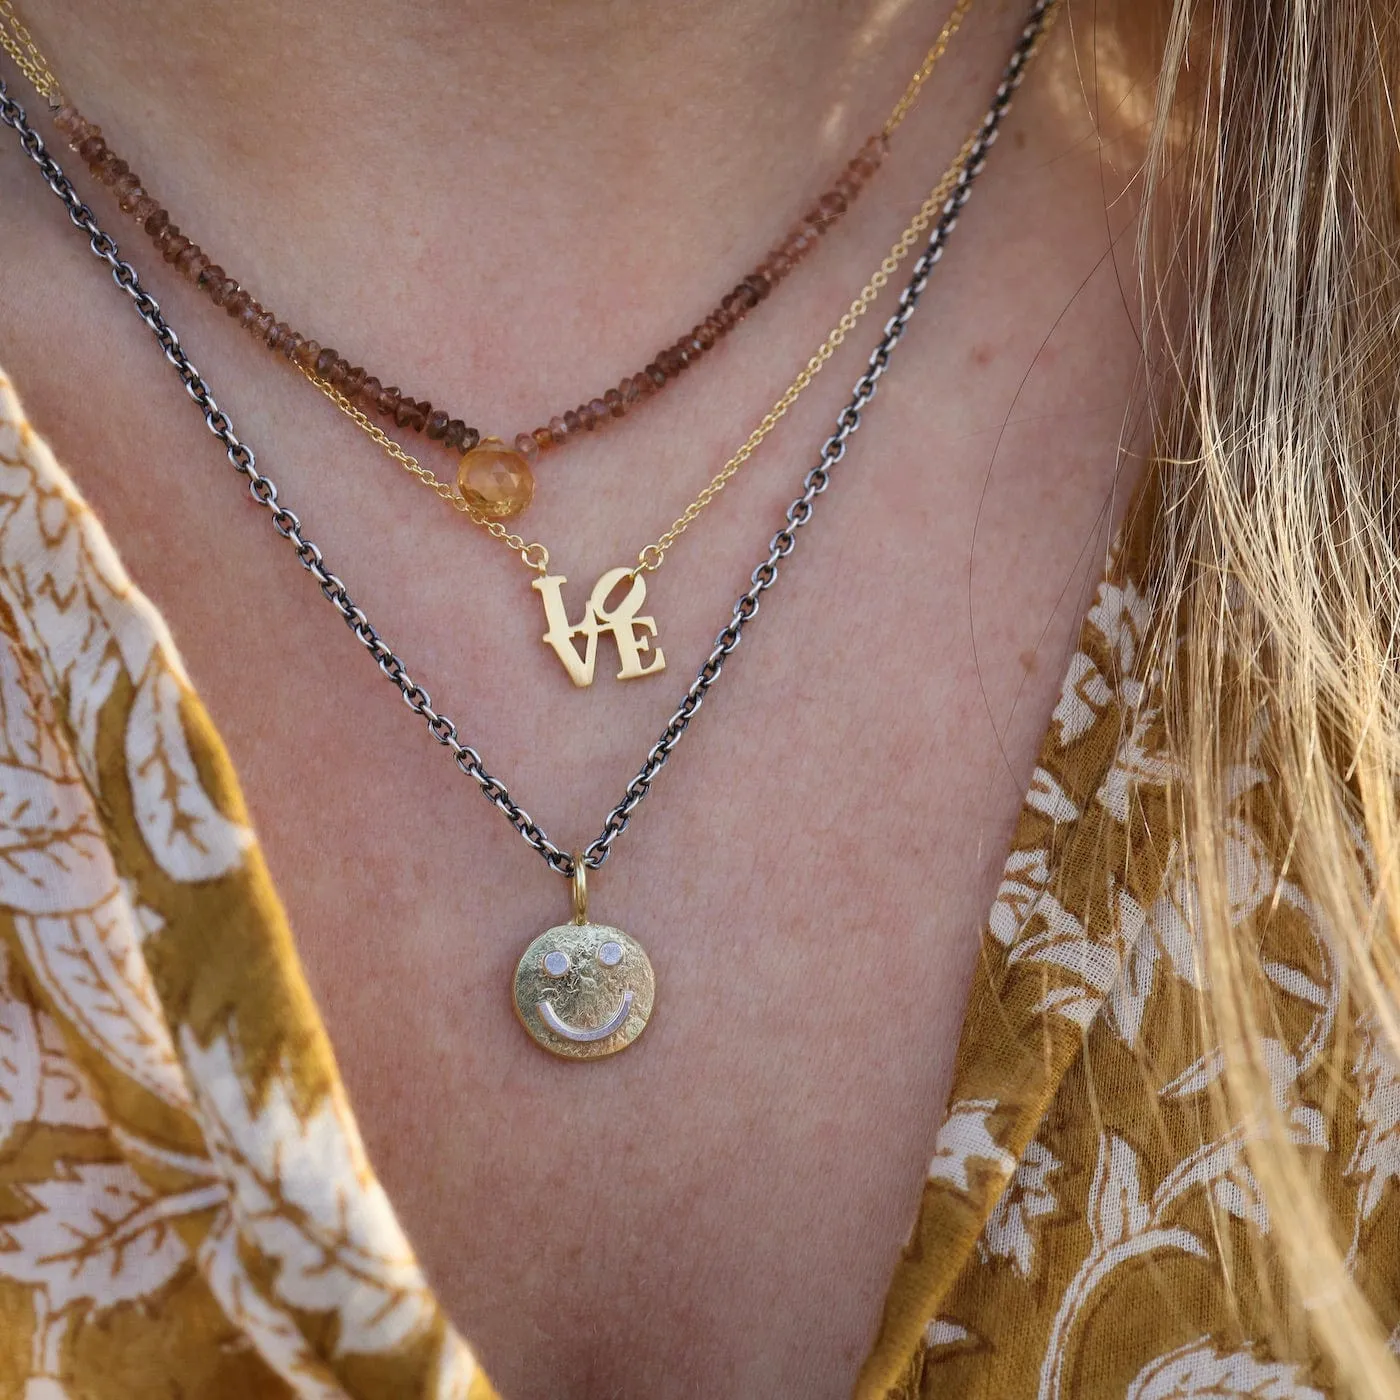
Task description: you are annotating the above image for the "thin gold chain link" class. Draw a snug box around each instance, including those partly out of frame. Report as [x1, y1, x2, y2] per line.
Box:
[301, 368, 552, 572]
[884, 0, 976, 138]
[0, 0, 60, 102]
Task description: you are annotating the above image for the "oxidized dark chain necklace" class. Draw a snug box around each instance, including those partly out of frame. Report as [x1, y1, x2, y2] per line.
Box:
[0, 0, 1061, 1060]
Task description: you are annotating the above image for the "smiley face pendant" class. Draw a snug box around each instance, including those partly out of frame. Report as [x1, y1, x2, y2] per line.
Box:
[513, 923, 655, 1060]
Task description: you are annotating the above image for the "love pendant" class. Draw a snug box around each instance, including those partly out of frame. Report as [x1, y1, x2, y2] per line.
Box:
[513, 859, 655, 1060]
[532, 568, 666, 687]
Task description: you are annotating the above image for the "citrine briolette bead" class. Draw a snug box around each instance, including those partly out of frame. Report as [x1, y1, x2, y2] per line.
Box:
[457, 437, 536, 519]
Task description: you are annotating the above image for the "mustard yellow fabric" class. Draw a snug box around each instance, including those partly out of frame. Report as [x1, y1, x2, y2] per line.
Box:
[0, 367, 1395, 1399]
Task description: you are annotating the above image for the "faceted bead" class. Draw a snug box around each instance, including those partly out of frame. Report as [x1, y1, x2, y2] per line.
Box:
[224, 288, 252, 318]
[296, 339, 323, 369]
[425, 409, 449, 440]
[144, 207, 170, 237]
[77, 135, 106, 162]
[533, 426, 553, 450]
[130, 194, 159, 224]
[588, 397, 608, 423]
[441, 418, 469, 450]
[341, 365, 366, 399]
[514, 433, 539, 461]
[457, 438, 535, 519]
[314, 347, 339, 378]
[358, 374, 383, 408]
[604, 388, 624, 417]
[564, 408, 583, 434]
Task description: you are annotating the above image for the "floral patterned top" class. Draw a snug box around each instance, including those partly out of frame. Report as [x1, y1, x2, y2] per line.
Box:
[0, 367, 1394, 1400]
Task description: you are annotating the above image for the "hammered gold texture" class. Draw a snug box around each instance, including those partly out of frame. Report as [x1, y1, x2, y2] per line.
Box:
[513, 923, 655, 1059]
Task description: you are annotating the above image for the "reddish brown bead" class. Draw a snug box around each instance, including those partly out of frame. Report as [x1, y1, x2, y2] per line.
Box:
[622, 377, 642, 407]
[513, 433, 539, 462]
[549, 415, 569, 444]
[295, 339, 322, 369]
[280, 331, 305, 362]
[588, 397, 609, 423]
[564, 408, 583, 434]
[130, 195, 159, 225]
[533, 427, 553, 451]
[53, 105, 82, 136]
[634, 372, 657, 400]
[162, 234, 192, 265]
[580, 402, 599, 430]
[253, 311, 277, 341]
[425, 409, 449, 440]
[377, 384, 401, 414]
[112, 171, 140, 201]
[314, 347, 339, 378]
[326, 358, 350, 388]
[358, 375, 383, 408]
[695, 322, 717, 350]
[224, 287, 251, 318]
[175, 244, 205, 277]
[77, 135, 106, 162]
[394, 398, 425, 431]
[604, 388, 624, 417]
[144, 207, 169, 238]
[195, 261, 222, 287]
[446, 422, 478, 453]
[99, 156, 130, 186]
[211, 277, 239, 308]
[835, 175, 861, 203]
[238, 300, 263, 330]
[341, 366, 366, 399]
[646, 362, 667, 388]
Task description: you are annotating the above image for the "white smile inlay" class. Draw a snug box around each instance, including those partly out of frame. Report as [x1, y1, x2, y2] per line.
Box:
[538, 988, 636, 1043]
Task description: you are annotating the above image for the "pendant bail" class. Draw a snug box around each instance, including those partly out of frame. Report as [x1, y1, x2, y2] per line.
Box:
[570, 852, 588, 925]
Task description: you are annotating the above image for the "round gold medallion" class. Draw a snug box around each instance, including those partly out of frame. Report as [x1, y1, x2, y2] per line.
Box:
[513, 923, 655, 1060]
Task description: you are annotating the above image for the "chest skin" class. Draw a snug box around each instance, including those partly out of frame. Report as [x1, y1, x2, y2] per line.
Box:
[0, 30, 1147, 1399]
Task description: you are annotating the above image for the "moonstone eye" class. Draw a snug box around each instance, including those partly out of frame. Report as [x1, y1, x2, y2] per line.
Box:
[543, 949, 571, 977]
[598, 941, 623, 968]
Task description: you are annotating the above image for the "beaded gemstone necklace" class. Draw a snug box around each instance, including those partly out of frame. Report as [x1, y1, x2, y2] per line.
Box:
[3, 0, 972, 521]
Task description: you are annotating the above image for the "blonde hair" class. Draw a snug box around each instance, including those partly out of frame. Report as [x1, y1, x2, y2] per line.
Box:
[1117, 0, 1400, 1389]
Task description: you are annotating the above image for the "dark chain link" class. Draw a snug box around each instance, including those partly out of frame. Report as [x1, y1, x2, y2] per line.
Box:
[0, 0, 1054, 879]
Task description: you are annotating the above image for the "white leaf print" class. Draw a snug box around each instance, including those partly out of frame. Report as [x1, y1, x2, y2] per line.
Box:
[182, 1029, 438, 1358]
[14, 889, 193, 1111]
[198, 1213, 352, 1400]
[0, 1161, 195, 1311]
[1089, 1134, 1151, 1249]
[928, 1099, 1015, 1194]
[1096, 702, 1175, 823]
[432, 1335, 482, 1400]
[127, 663, 250, 882]
[981, 1139, 1061, 1277]
[0, 981, 39, 1148]
[924, 1317, 972, 1348]
[1026, 768, 1080, 823]
[1125, 1337, 1324, 1399]
[0, 758, 112, 917]
[1346, 1018, 1400, 1264]
[1051, 652, 1112, 746]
